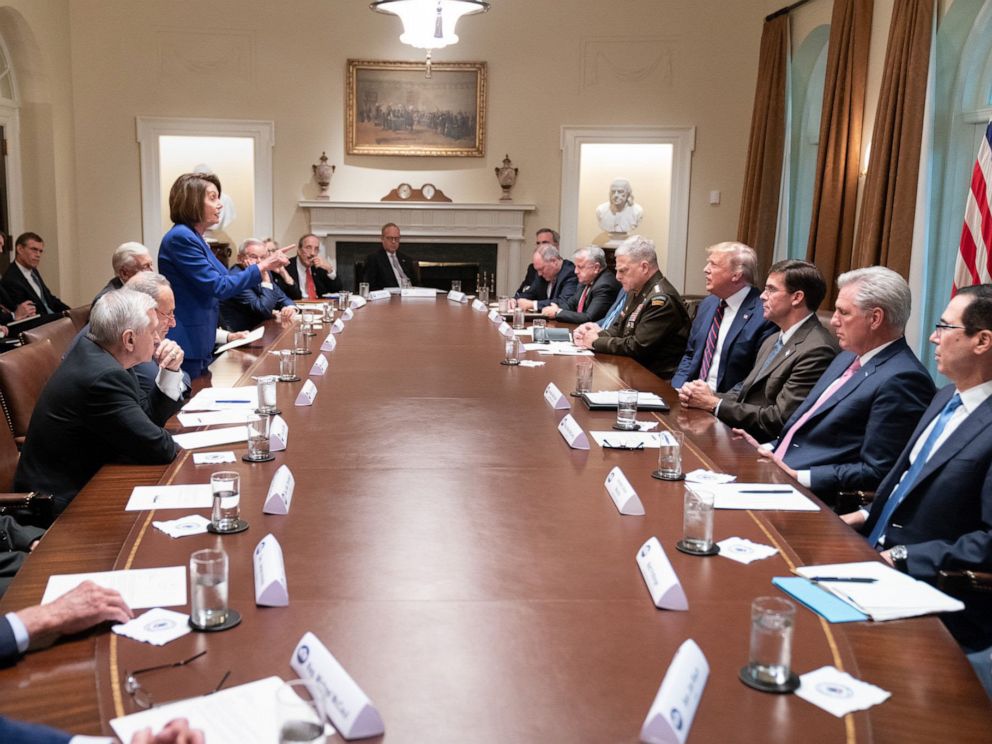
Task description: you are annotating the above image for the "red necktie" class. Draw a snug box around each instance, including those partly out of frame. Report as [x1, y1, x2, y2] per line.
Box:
[698, 300, 726, 382]
[306, 266, 317, 299]
[577, 286, 590, 313]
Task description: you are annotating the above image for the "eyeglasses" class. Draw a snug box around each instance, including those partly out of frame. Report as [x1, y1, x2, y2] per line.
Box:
[934, 321, 967, 336]
[157, 308, 176, 322]
[602, 440, 644, 450]
[124, 650, 227, 709]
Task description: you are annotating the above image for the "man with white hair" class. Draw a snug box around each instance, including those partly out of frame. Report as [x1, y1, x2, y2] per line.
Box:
[93, 241, 154, 305]
[513, 242, 578, 312]
[542, 245, 619, 324]
[220, 238, 296, 331]
[14, 289, 183, 519]
[596, 178, 644, 235]
[574, 235, 690, 378]
[737, 266, 935, 502]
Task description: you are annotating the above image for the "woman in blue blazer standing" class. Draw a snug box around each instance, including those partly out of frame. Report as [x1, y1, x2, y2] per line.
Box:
[158, 172, 289, 377]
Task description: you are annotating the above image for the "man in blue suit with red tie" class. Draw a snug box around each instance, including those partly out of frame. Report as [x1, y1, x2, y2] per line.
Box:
[671, 242, 776, 393]
[843, 284, 992, 657]
[740, 267, 935, 502]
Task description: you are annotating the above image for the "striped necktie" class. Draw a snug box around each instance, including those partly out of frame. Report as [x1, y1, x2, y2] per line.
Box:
[698, 300, 726, 382]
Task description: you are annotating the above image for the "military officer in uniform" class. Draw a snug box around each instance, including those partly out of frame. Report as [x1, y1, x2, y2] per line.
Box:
[574, 235, 690, 379]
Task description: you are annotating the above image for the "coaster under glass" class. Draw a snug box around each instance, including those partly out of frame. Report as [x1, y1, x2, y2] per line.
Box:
[207, 519, 249, 535]
[189, 608, 242, 633]
[738, 665, 800, 694]
[651, 470, 686, 481]
[676, 539, 719, 556]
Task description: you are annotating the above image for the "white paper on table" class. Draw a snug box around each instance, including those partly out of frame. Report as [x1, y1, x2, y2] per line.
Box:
[793, 561, 965, 621]
[126, 484, 212, 511]
[685, 469, 737, 485]
[583, 390, 667, 407]
[183, 387, 258, 412]
[590, 431, 663, 448]
[173, 425, 249, 451]
[177, 410, 251, 428]
[518, 360, 546, 368]
[112, 608, 192, 646]
[796, 666, 891, 717]
[213, 326, 265, 355]
[42, 566, 186, 609]
[110, 676, 334, 744]
[192, 451, 237, 465]
[152, 515, 211, 539]
[688, 482, 820, 511]
[716, 537, 778, 564]
[535, 343, 594, 356]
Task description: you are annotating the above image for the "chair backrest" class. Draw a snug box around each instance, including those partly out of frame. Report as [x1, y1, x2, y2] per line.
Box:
[19, 315, 76, 358]
[0, 338, 60, 445]
[0, 416, 20, 490]
[68, 303, 92, 331]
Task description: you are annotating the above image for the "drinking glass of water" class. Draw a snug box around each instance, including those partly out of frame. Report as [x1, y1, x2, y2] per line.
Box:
[678, 487, 715, 554]
[277, 679, 327, 744]
[210, 471, 242, 531]
[190, 548, 229, 629]
[245, 414, 273, 463]
[616, 389, 638, 430]
[740, 596, 799, 692]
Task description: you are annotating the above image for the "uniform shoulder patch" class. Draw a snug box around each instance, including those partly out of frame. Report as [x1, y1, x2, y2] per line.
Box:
[651, 297, 668, 307]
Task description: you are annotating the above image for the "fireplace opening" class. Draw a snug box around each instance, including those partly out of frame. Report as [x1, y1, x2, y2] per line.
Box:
[335, 242, 498, 293]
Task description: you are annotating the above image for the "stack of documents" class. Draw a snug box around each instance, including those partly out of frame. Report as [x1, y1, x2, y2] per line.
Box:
[688, 482, 819, 511]
[183, 387, 258, 412]
[214, 326, 264, 354]
[580, 391, 668, 410]
[793, 561, 965, 621]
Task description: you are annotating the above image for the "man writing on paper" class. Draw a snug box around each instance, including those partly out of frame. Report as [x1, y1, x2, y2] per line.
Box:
[671, 242, 777, 393]
[573, 235, 690, 379]
[15, 289, 183, 519]
[842, 284, 992, 658]
[541, 245, 619, 324]
[679, 259, 837, 440]
[735, 267, 935, 503]
[513, 243, 578, 312]
[221, 238, 296, 331]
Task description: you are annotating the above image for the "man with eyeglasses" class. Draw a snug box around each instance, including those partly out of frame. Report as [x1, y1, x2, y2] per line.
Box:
[220, 238, 296, 331]
[274, 233, 342, 300]
[362, 223, 420, 291]
[680, 259, 838, 440]
[841, 283, 992, 667]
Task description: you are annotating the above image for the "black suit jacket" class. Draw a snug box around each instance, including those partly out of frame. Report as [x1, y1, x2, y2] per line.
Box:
[0, 515, 45, 599]
[14, 336, 180, 518]
[274, 259, 342, 301]
[514, 259, 579, 310]
[1, 264, 69, 314]
[220, 265, 296, 331]
[554, 270, 621, 324]
[362, 248, 420, 291]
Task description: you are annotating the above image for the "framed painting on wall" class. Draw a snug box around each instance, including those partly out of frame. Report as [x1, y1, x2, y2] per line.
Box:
[346, 59, 487, 157]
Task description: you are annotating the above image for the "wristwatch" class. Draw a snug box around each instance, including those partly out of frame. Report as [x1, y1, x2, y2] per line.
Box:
[889, 544, 908, 566]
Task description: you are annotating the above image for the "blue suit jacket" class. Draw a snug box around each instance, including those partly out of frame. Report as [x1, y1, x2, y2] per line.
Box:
[220, 265, 296, 332]
[158, 224, 261, 377]
[776, 338, 935, 496]
[671, 287, 777, 392]
[863, 384, 992, 651]
[514, 260, 579, 310]
[0, 717, 70, 744]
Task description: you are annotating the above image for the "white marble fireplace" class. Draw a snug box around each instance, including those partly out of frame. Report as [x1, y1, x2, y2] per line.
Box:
[300, 201, 536, 294]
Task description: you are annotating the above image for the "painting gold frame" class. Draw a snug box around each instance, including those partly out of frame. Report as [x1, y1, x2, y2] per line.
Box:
[346, 59, 487, 157]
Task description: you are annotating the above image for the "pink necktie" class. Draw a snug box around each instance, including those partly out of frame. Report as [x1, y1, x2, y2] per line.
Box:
[774, 358, 862, 458]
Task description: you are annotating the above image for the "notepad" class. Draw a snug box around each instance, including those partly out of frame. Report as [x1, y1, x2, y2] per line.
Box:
[773, 577, 869, 623]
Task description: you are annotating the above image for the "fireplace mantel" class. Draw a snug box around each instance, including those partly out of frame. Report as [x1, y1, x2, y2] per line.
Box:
[301, 201, 536, 294]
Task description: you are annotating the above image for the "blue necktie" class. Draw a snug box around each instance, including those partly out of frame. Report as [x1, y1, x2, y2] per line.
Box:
[757, 336, 784, 375]
[867, 393, 964, 547]
[600, 290, 627, 329]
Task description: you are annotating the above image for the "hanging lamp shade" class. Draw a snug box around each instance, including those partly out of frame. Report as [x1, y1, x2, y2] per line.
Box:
[370, 0, 490, 50]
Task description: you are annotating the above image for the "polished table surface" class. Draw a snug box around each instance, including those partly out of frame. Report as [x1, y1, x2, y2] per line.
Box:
[1, 296, 991, 742]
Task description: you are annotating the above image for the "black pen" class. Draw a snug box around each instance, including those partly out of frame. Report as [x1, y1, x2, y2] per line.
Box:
[809, 576, 877, 583]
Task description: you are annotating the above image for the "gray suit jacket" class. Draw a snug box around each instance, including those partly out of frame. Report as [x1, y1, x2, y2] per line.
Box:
[716, 314, 839, 441]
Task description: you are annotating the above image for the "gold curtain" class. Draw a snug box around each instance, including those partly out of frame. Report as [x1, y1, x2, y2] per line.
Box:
[805, 0, 873, 301]
[737, 15, 790, 282]
[852, 0, 933, 275]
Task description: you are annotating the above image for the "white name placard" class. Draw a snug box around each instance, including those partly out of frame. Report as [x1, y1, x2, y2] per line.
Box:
[295, 379, 318, 406]
[270, 415, 288, 451]
[472, 299, 487, 311]
[290, 631, 385, 740]
[321, 334, 337, 351]
[447, 290, 468, 303]
[640, 639, 709, 744]
[310, 354, 329, 376]
[263, 464, 295, 515]
[557, 414, 590, 450]
[636, 537, 688, 611]
[331, 319, 345, 334]
[605, 466, 645, 516]
[349, 295, 367, 309]
[341, 307, 354, 321]
[488, 309, 502, 322]
[368, 289, 390, 301]
[497, 321, 514, 338]
[401, 287, 436, 298]
[253, 533, 289, 607]
[543, 382, 571, 411]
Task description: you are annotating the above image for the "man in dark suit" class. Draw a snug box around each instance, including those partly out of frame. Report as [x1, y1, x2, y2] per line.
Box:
[680, 259, 838, 440]
[363, 223, 420, 291]
[1, 232, 69, 315]
[274, 233, 342, 300]
[842, 283, 992, 655]
[14, 289, 183, 518]
[514, 227, 558, 296]
[671, 241, 777, 392]
[542, 245, 619, 324]
[221, 239, 296, 331]
[92, 241, 154, 305]
[513, 243, 579, 312]
[740, 267, 935, 502]
[0, 516, 44, 597]
[573, 235, 691, 379]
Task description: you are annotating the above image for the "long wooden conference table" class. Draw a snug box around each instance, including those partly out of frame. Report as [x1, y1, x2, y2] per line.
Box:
[1, 295, 991, 742]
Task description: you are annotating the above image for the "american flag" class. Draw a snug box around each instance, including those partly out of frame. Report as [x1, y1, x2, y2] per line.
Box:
[953, 119, 992, 293]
